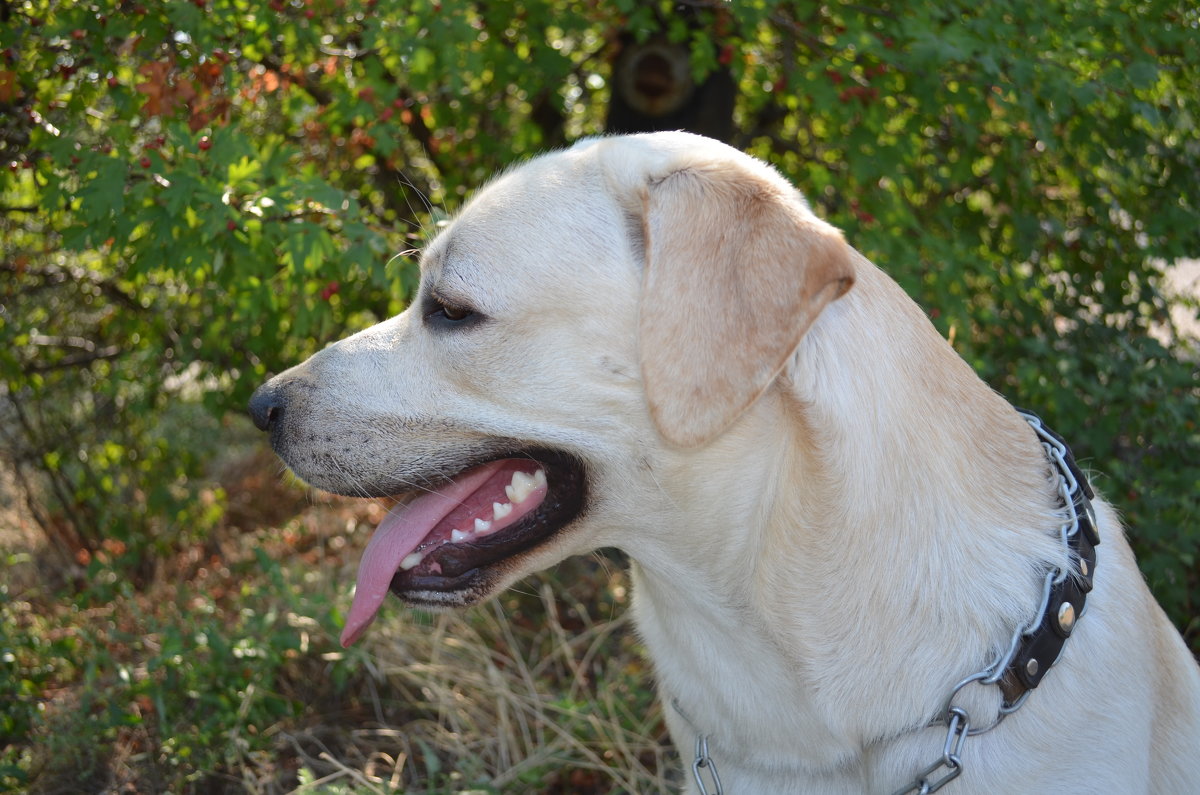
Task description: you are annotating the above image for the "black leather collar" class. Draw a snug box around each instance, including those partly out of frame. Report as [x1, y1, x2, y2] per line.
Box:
[1000, 411, 1101, 704]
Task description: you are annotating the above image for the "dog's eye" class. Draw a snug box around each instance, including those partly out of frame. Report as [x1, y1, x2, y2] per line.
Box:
[424, 295, 477, 326]
[439, 303, 471, 321]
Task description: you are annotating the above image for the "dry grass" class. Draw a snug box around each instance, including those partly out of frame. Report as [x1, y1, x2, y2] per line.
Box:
[278, 560, 677, 795]
[285, 575, 675, 794]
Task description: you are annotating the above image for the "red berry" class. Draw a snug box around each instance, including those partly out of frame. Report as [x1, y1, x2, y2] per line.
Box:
[320, 281, 340, 301]
[198, 136, 212, 151]
[717, 44, 734, 66]
[227, 220, 237, 231]
[140, 156, 151, 168]
[107, 76, 119, 88]
[71, 29, 87, 40]
[379, 107, 394, 122]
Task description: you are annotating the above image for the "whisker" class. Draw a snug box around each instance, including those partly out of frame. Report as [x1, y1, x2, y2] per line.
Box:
[395, 169, 438, 218]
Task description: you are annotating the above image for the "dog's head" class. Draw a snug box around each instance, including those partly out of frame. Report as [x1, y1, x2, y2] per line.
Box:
[249, 132, 854, 644]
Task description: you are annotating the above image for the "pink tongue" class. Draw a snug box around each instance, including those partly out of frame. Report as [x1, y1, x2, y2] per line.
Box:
[340, 461, 508, 647]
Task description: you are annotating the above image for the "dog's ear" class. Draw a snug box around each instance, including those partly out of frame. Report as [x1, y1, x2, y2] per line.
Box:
[639, 161, 855, 447]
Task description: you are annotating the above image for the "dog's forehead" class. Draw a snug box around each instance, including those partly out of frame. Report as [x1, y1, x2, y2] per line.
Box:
[421, 150, 626, 288]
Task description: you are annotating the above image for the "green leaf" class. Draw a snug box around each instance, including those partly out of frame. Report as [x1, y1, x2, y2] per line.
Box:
[76, 158, 128, 223]
[1127, 61, 1158, 90]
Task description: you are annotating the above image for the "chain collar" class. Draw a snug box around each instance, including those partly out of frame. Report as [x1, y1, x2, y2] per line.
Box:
[890, 409, 1100, 794]
[677, 410, 1099, 795]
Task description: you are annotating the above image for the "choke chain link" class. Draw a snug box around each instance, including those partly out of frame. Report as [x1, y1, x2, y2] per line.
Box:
[692, 734, 724, 795]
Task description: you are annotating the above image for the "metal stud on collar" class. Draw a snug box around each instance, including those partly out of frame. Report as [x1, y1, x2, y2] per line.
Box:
[1056, 602, 1076, 634]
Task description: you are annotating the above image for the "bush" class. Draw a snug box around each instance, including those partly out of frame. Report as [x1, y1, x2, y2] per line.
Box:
[1, 0, 1197, 788]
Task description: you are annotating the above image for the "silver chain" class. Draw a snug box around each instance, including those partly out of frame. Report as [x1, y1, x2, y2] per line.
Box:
[890, 412, 1088, 795]
[890, 706, 971, 795]
[692, 733, 724, 795]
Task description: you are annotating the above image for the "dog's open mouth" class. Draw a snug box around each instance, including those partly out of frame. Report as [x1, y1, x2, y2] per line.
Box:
[340, 450, 586, 646]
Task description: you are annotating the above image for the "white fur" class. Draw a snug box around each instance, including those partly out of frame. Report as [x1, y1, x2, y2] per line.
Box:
[259, 132, 1200, 793]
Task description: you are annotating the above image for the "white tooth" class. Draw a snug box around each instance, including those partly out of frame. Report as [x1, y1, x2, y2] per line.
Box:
[505, 484, 517, 502]
[474, 518, 492, 533]
[509, 471, 535, 503]
[399, 552, 423, 570]
[450, 529, 469, 543]
[533, 469, 547, 489]
[493, 502, 512, 520]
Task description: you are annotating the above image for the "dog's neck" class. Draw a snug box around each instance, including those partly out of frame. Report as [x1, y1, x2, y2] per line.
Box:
[626, 256, 1070, 779]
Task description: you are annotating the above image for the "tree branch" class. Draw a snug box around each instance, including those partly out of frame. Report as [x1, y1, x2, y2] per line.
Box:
[22, 347, 124, 373]
[1, 260, 142, 310]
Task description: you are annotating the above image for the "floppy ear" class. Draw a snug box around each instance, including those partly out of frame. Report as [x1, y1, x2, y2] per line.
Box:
[639, 161, 855, 447]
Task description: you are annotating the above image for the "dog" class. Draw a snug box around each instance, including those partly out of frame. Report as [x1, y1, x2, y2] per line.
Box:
[249, 132, 1200, 793]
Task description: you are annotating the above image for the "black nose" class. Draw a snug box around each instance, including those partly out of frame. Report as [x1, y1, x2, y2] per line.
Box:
[248, 382, 285, 432]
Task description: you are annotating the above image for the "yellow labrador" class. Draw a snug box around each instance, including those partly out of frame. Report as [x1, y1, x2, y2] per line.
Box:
[250, 132, 1200, 793]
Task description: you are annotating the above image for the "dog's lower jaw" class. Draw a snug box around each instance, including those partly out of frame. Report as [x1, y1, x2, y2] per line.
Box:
[388, 580, 492, 610]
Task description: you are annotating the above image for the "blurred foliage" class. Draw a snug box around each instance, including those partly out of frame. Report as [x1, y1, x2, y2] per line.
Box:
[0, 0, 1198, 788]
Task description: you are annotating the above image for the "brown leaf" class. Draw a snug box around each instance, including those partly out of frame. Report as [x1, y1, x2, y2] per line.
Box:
[0, 69, 22, 103]
[135, 60, 173, 116]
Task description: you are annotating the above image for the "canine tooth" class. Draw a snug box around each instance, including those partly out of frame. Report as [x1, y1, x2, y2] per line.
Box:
[509, 471, 535, 503]
[493, 502, 512, 520]
[451, 529, 469, 543]
[474, 518, 492, 532]
[399, 552, 423, 570]
[533, 469, 547, 488]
